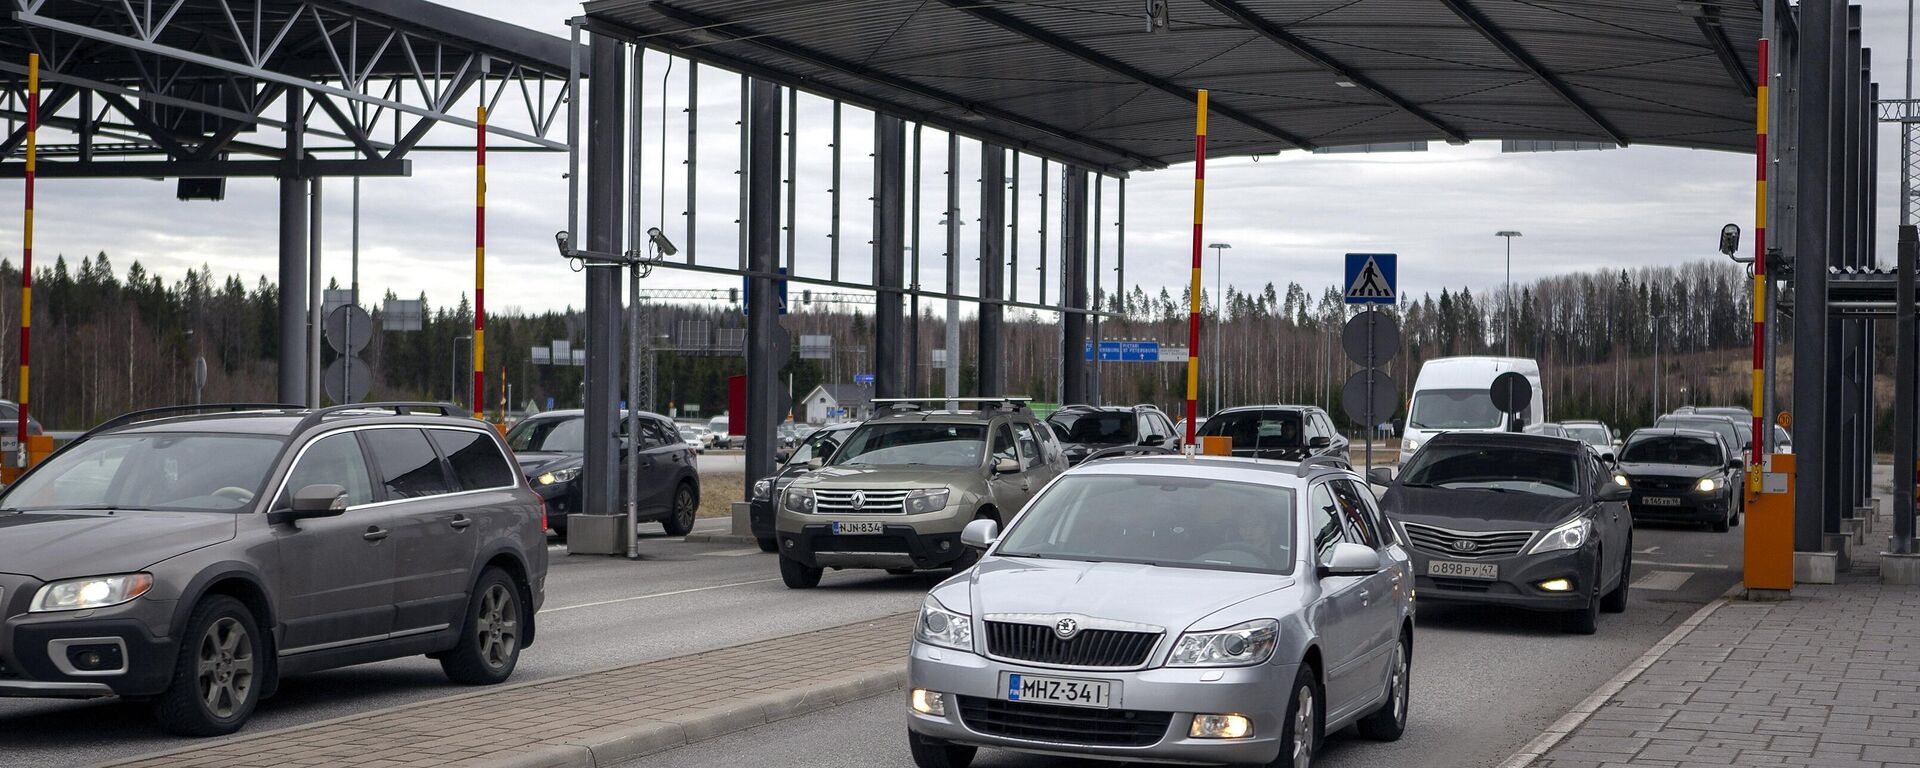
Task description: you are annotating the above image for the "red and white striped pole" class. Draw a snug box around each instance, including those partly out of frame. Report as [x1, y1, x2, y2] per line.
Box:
[1184, 90, 1208, 447]
[1749, 39, 1769, 479]
[473, 106, 487, 421]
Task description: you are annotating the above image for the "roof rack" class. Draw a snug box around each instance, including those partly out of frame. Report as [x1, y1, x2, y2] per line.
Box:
[1294, 454, 1352, 478]
[77, 403, 301, 443]
[293, 402, 462, 434]
[1082, 445, 1176, 463]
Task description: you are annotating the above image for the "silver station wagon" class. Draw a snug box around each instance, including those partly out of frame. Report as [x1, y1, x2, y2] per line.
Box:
[906, 454, 1415, 768]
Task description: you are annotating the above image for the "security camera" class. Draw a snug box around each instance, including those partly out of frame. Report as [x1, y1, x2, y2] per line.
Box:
[554, 230, 571, 257]
[1718, 223, 1741, 257]
[648, 227, 679, 257]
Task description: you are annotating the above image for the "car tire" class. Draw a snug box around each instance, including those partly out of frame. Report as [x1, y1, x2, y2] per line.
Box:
[1562, 566, 1602, 635]
[1355, 632, 1410, 741]
[780, 554, 823, 589]
[907, 730, 976, 768]
[1730, 493, 1743, 527]
[1263, 664, 1321, 768]
[1601, 546, 1630, 614]
[440, 567, 525, 685]
[1711, 504, 1731, 533]
[756, 536, 779, 553]
[662, 482, 698, 536]
[154, 595, 265, 737]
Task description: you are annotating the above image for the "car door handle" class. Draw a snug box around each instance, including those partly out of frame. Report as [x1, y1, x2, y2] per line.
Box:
[449, 515, 472, 531]
[1359, 589, 1371, 607]
[363, 526, 390, 542]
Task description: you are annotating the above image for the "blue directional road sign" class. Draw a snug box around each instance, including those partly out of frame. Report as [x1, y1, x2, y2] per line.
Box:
[1083, 340, 1161, 362]
[854, 373, 875, 384]
[742, 267, 789, 315]
[1344, 253, 1397, 304]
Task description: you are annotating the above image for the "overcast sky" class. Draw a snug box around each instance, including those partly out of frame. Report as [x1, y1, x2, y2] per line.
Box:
[1, 2, 1910, 318]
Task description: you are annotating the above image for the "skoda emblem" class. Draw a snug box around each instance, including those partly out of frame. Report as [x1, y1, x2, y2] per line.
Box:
[1452, 539, 1480, 553]
[1054, 618, 1080, 639]
[850, 491, 866, 511]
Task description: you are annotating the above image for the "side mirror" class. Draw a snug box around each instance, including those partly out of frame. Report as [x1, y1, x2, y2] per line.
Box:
[993, 456, 1020, 474]
[1309, 436, 1332, 449]
[776, 448, 792, 463]
[1319, 542, 1382, 577]
[1729, 457, 1745, 470]
[1601, 453, 1616, 464]
[1599, 481, 1632, 502]
[1142, 435, 1166, 445]
[961, 518, 1000, 550]
[1366, 467, 1394, 487]
[806, 457, 825, 470]
[269, 484, 348, 526]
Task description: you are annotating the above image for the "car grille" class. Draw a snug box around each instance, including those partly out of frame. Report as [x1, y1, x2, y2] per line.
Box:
[1428, 576, 1495, 592]
[1632, 477, 1693, 492]
[984, 621, 1159, 668]
[812, 534, 910, 553]
[1401, 522, 1535, 560]
[957, 697, 1171, 747]
[812, 489, 911, 514]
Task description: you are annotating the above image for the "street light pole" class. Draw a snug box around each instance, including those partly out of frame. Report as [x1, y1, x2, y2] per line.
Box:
[1208, 242, 1231, 413]
[1495, 231, 1522, 356]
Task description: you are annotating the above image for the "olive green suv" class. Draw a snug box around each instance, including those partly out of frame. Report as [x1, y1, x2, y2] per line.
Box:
[775, 399, 1066, 588]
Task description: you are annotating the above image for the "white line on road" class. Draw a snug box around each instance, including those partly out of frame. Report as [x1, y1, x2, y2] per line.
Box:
[1635, 546, 1663, 555]
[1631, 560, 1731, 571]
[538, 577, 782, 614]
[1631, 570, 1694, 591]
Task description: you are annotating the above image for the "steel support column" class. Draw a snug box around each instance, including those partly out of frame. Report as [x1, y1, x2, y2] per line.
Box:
[1835, 16, 1862, 522]
[1895, 224, 1917, 555]
[944, 134, 960, 407]
[909, 124, 923, 397]
[307, 177, 323, 407]
[978, 144, 1006, 396]
[583, 33, 625, 519]
[874, 114, 907, 400]
[745, 78, 783, 490]
[278, 89, 308, 406]
[1792, 0, 1836, 553]
[1060, 166, 1089, 405]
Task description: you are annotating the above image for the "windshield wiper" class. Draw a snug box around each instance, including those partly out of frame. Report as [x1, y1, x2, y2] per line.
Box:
[1397, 481, 1438, 488]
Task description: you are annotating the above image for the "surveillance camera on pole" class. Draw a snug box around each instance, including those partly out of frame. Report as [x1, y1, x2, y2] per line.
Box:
[648, 227, 679, 257]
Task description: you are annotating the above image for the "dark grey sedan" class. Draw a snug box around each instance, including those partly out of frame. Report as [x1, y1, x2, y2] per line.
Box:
[1376, 431, 1632, 634]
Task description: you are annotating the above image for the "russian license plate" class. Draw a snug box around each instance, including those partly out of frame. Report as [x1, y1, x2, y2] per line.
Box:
[1428, 560, 1498, 580]
[1006, 673, 1111, 709]
[1641, 496, 1682, 507]
[832, 521, 885, 535]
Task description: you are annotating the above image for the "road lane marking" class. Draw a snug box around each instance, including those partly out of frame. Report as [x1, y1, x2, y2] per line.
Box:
[1631, 560, 1731, 570]
[539, 577, 782, 614]
[1635, 546, 1662, 555]
[1631, 570, 1694, 591]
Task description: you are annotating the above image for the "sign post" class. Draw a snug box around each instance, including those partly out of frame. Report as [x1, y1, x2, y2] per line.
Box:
[1341, 309, 1401, 476]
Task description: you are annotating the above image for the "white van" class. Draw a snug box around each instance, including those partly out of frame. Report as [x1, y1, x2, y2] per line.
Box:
[1399, 356, 1546, 464]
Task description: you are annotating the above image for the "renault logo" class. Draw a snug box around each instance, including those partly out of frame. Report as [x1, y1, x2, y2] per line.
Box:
[1452, 539, 1480, 553]
[1054, 618, 1080, 639]
[850, 491, 866, 511]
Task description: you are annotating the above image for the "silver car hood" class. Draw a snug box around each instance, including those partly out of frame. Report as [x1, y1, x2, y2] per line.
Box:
[967, 556, 1294, 633]
[791, 464, 981, 490]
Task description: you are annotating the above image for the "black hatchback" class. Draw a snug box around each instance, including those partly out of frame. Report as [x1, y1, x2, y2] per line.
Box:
[1616, 428, 1743, 532]
[1193, 405, 1349, 465]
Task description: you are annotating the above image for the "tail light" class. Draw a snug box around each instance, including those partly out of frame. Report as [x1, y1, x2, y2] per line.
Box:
[537, 494, 550, 533]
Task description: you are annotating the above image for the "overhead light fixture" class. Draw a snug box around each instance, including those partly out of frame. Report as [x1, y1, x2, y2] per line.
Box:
[1333, 79, 1357, 88]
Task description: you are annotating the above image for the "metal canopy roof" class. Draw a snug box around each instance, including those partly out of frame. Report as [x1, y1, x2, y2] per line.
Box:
[585, 0, 1765, 172]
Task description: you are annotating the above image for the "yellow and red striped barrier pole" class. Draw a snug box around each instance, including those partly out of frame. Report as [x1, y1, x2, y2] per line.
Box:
[473, 106, 487, 420]
[1749, 39, 1768, 483]
[17, 53, 38, 468]
[1185, 90, 1208, 447]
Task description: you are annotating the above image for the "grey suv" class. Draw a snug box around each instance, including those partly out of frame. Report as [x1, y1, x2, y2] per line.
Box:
[0, 403, 548, 736]
[775, 399, 1067, 588]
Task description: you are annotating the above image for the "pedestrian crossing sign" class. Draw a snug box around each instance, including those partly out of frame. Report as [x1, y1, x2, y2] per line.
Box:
[1344, 253, 1397, 304]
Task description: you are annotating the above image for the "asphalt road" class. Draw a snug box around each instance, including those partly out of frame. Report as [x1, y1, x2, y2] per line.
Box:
[625, 520, 1747, 768]
[0, 517, 934, 768]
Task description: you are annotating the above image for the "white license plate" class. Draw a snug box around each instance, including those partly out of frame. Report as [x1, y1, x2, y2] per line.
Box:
[1006, 673, 1111, 709]
[1641, 496, 1682, 507]
[832, 521, 885, 535]
[1427, 560, 1498, 580]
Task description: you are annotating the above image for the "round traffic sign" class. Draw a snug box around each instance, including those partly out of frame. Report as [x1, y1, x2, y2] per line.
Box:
[1341, 310, 1401, 368]
[325, 305, 374, 355]
[1490, 371, 1532, 415]
[1341, 369, 1399, 427]
[323, 356, 372, 404]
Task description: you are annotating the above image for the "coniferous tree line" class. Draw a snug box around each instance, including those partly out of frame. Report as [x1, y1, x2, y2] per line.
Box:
[0, 254, 1778, 437]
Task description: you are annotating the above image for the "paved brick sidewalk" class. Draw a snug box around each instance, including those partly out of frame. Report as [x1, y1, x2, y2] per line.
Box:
[99, 613, 916, 768]
[1527, 549, 1920, 768]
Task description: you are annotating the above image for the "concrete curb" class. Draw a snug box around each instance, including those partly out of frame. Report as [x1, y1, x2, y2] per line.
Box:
[682, 532, 760, 546]
[1492, 585, 1741, 768]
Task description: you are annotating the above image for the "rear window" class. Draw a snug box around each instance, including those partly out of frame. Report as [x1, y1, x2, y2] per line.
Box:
[1046, 411, 1137, 444]
[430, 429, 516, 490]
[364, 429, 452, 499]
[1197, 410, 1306, 450]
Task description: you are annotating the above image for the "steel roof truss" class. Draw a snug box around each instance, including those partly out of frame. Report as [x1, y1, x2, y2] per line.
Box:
[1437, 0, 1629, 146]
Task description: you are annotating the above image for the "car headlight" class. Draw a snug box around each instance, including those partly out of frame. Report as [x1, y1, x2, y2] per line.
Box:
[1401, 438, 1421, 454]
[1526, 517, 1592, 555]
[31, 573, 154, 613]
[904, 488, 951, 514]
[915, 596, 973, 651]
[1166, 620, 1279, 667]
[783, 487, 815, 513]
[1696, 477, 1717, 493]
[753, 479, 773, 501]
[537, 466, 582, 486]
[1614, 473, 1630, 487]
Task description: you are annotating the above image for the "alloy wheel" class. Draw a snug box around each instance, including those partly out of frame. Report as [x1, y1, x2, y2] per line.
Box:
[1292, 682, 1316, 768]
[476, 583, 520, 670]
[1388, 643, 1408, 725]
[196, 617, 254, 719]
[676, 487, 696, 529]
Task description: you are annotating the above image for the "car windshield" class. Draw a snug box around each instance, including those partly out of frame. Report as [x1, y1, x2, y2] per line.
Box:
[834, 423, 985, 467]
[1, 433, 285, 512]
[1564, 425, 1610, 447]
[1408, 389, 1505, 430]
[995, 474, 1296, 574]
[1622, 436, 1723, 466]
[1656, 418, 1736, 449]
[708, 417, 729, 433]
[1399, 443, 1580, 497]
[507, 416, 583, 452]
[1196, 410, 1305, 449]
[1046, 411, 1136, 444]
